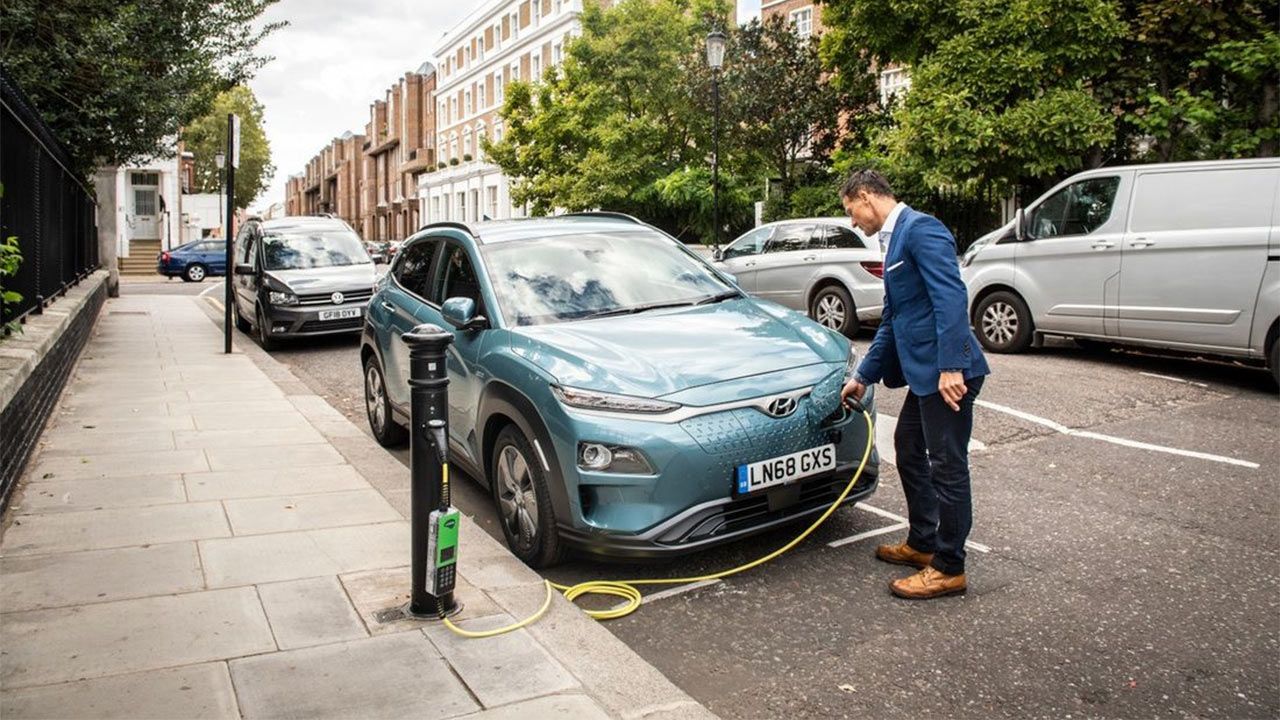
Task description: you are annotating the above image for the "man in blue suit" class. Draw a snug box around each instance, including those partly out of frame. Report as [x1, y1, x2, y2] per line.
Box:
[839, 170, 990, 600]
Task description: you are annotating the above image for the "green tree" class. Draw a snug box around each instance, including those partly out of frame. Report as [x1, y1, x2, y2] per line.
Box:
[822, 0, 1125, 195]
[484, 0, 738, 241]
[180, 86, 276, 210]
[0, 0, 283, 178]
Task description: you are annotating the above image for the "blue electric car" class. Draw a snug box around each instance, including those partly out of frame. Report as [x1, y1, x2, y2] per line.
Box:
[158, 239, 227, 282]
[361, 214, 879, 567]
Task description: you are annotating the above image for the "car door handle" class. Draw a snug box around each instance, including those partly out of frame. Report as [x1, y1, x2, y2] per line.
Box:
[802, 255, 818, 262]
[379, 301, 398, 313]
[1090, 241, 1115, 250]
[1129, 238, 1155, 248]
[743, 261, 756, 267]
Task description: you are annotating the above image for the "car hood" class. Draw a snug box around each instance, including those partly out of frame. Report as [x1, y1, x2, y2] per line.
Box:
[265, 264, 376, 293]
[509, 298, 847, 398]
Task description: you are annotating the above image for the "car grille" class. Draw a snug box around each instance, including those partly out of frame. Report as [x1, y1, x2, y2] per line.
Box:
[298, 289, 373, 306]
[678, 371, 845, 461]
[299, 317, 363, 332]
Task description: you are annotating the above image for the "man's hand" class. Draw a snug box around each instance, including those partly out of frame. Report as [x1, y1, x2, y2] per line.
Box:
[841, 379, 867, 409]
[939, 371, 967, 411]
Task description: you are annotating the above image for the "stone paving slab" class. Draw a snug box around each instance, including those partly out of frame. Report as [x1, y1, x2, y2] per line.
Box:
[0, 502, 229, 556]
[229, 631, 479, 720]
[11, 475, 186, 513]
[184, 465, 368, 501]
[26, 449, 210, 481]
[0, 543, 203, 612]
[339, 566, 502, 637]
[198, 522, 407, 588]
[203, 443, 345, 472]
[187, 412, 316, 432]
[256, 576, 368, 650]
[37, 430, 176, 457]
[47, 413, 196, 433]
[0, 662, 239, 719]
[423, 614, 580, 708]
[1, 588, 275, 688]
[458, 694, 612, 720]
[222, 489, 400, 536]
[173, 427, 326, 450]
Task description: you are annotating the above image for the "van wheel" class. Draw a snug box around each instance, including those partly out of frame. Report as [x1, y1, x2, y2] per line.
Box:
[810, 285, 857, 337]
[975, 291, 1033, 353]
[233, 298, 252, 333]
[491, 424, 563, 568]
[364, 355, 407, 447]
[256, 306, 277, 351]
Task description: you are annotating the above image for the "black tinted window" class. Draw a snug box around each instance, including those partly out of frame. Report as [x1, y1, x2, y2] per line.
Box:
[1029, 177, 1120, 239]
[814, 225, 864, 249]
[764, 224, 813, 253]
[395, 240, 439, 299]
[435, 245, 483, 310]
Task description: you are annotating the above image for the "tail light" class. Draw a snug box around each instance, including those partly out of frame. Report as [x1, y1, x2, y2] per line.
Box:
[161, 252, 171, 263]
[860, 261, 884, 279]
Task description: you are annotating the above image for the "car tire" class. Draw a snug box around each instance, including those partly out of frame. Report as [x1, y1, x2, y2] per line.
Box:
[255, 305, 277, 351]
[810, 284, 857, 337]
[363, 355, 407, 447]
[233, 298, 253, 333]
[184, 264, 207, 283]
[490, 424, 563, 568]
[975, 291, 1034, 353]
[1270, 338, 1279, 391]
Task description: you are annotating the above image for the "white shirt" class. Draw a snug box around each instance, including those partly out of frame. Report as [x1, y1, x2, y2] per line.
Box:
[877, 201, 907, 255]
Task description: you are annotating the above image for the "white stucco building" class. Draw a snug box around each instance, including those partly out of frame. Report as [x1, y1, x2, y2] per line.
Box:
[418, 0, 586, 224]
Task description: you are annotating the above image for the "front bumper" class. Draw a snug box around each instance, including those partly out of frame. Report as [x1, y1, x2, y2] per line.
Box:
[261, 301, 367, 337]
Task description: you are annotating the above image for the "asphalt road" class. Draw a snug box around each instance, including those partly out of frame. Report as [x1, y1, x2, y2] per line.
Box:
[216, 284, 1279, 719]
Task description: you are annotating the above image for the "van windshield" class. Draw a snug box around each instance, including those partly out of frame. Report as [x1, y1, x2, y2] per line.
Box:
[260, 229, 371, 270]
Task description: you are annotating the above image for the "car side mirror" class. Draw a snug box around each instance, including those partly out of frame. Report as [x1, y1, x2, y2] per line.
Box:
[234, 263, 255, 276]
[1014, 208, 1027, 242]
[442, 296, 488, 331]
[712, 247, 723, 262]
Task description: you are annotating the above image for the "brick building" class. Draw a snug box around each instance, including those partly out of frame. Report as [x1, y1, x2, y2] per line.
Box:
[760, 0, 910, 104]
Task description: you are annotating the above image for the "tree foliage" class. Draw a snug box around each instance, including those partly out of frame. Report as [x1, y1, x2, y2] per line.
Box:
[180, 86, 275, 210]
[1, 0, 283, 178]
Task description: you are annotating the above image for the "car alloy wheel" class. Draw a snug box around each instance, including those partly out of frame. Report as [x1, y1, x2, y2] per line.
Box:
[363, 357, 407, 447]
[185, 264, 206, 282]
[810, 284, 856, 336]
[981, 301, 1018, 346]
[815, 294, 846, 330]
[496, 443, 539, 549]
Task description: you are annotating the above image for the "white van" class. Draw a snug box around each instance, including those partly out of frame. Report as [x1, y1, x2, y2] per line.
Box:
[961, 158, 1280, 385]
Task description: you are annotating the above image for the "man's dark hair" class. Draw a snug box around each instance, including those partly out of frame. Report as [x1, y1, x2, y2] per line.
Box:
[839, 170, 896, 200]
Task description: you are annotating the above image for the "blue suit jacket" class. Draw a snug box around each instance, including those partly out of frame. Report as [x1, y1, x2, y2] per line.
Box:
[856, 206, 990, 396]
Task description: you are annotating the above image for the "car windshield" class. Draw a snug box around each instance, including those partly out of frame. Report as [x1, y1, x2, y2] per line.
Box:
[260, 228, 371, 270]
[480, 231, 738, 326]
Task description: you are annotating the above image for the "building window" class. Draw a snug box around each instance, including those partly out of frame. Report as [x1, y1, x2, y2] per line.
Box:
[533, 0, 541, 26]
[493, 120, 504, 143]
[464, 89, 472, 115]
[450, 97, 458, 122]
[495, 74, 504, 103]
[432, 197, 440, 223]
[511, 61, 520, 82]
[879, 66, 912, 105]
[450, 135, 458, 161]
[553, 42, 562, 65]
[532, 54, 541, 81]
[458, 192, 466, 221]
[790, 7, 813, 38]
[462, 128, 472, 159]
[470, 189, 480, 221]
[478, 84, 486, 110]
[487, 186, 498, 219]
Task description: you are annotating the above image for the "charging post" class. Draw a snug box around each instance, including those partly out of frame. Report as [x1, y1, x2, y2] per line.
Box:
[403, 323, 461, 619]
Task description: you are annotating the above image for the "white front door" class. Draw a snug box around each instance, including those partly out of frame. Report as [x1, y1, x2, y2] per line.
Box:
[128, 171, 161, 242]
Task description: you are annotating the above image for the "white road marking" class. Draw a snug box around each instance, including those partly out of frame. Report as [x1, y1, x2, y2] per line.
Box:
[608, 579, 720, 612]
[975, 399, 1259, 469]
[875, 413, 985, 467]
[206, 296, 225, 313]
[1139, 371, 1209, 388]
[853, 502, 991, 553]
[198, 281, 224, 298]
[827, 521, 908, 548]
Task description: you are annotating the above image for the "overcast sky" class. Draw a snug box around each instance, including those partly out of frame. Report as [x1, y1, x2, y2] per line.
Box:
[247, 0, 762, 211]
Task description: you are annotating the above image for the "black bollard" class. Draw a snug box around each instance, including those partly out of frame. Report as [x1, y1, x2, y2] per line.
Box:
[402, 323, 461, 618]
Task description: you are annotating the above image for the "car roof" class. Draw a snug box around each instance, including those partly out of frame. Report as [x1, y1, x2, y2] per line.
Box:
[415, 213, 666, 245]
[257, 216, 355, 232]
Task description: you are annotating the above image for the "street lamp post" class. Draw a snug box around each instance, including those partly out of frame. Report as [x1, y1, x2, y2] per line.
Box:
[214, 152, 226, 239]
[705, 30, 726, 253]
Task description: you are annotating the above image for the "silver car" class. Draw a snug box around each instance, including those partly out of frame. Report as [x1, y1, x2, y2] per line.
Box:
[713, 217, 884, 336]
[962, 158, 1280, 385]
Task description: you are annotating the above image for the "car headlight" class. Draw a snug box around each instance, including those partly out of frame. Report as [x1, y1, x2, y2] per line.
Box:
[578, 442, 654, 474]
[269, 290, 298, 306]
[843, 343, 860, 383]
[552, 385, 679, 414]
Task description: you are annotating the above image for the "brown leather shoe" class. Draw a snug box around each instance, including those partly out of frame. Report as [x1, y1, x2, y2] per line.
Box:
[875, 542, 934, 569]
[890, 566, 967, 600]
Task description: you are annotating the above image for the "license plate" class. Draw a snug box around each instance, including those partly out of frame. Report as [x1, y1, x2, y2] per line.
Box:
[736, 444, 836, 495]
[318, 307, 361, 321]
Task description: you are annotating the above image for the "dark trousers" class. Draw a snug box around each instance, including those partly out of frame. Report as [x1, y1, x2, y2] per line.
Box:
[894, 375, 984, 575]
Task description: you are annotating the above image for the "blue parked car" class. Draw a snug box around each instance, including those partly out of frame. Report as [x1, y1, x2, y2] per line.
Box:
[361, 214, 879, 567]
[158, 239, 227, 282]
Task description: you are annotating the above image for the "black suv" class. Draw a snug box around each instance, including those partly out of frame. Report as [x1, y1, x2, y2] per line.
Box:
[231, 216, 377, 349]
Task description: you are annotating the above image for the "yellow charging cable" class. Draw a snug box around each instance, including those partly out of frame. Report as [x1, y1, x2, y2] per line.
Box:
[443, 408, 875, 638]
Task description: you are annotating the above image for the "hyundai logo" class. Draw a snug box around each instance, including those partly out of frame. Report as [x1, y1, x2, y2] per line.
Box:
[331, 292, 345, 305]
[765, 396, 798, 418]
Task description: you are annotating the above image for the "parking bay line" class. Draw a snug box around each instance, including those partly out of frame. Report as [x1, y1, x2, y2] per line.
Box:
[607, 579, 721, 612]
[875, 414, 986, 467]
[975, 399, 1259, 469]
[198, 281, 224, 298]
[827, 521, 908, 548]
[1139, 371, 1209, 388]
[851, 502, 992, 553]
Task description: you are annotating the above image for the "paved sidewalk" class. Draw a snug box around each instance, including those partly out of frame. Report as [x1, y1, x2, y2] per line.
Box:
[0, 294, 715, 719]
